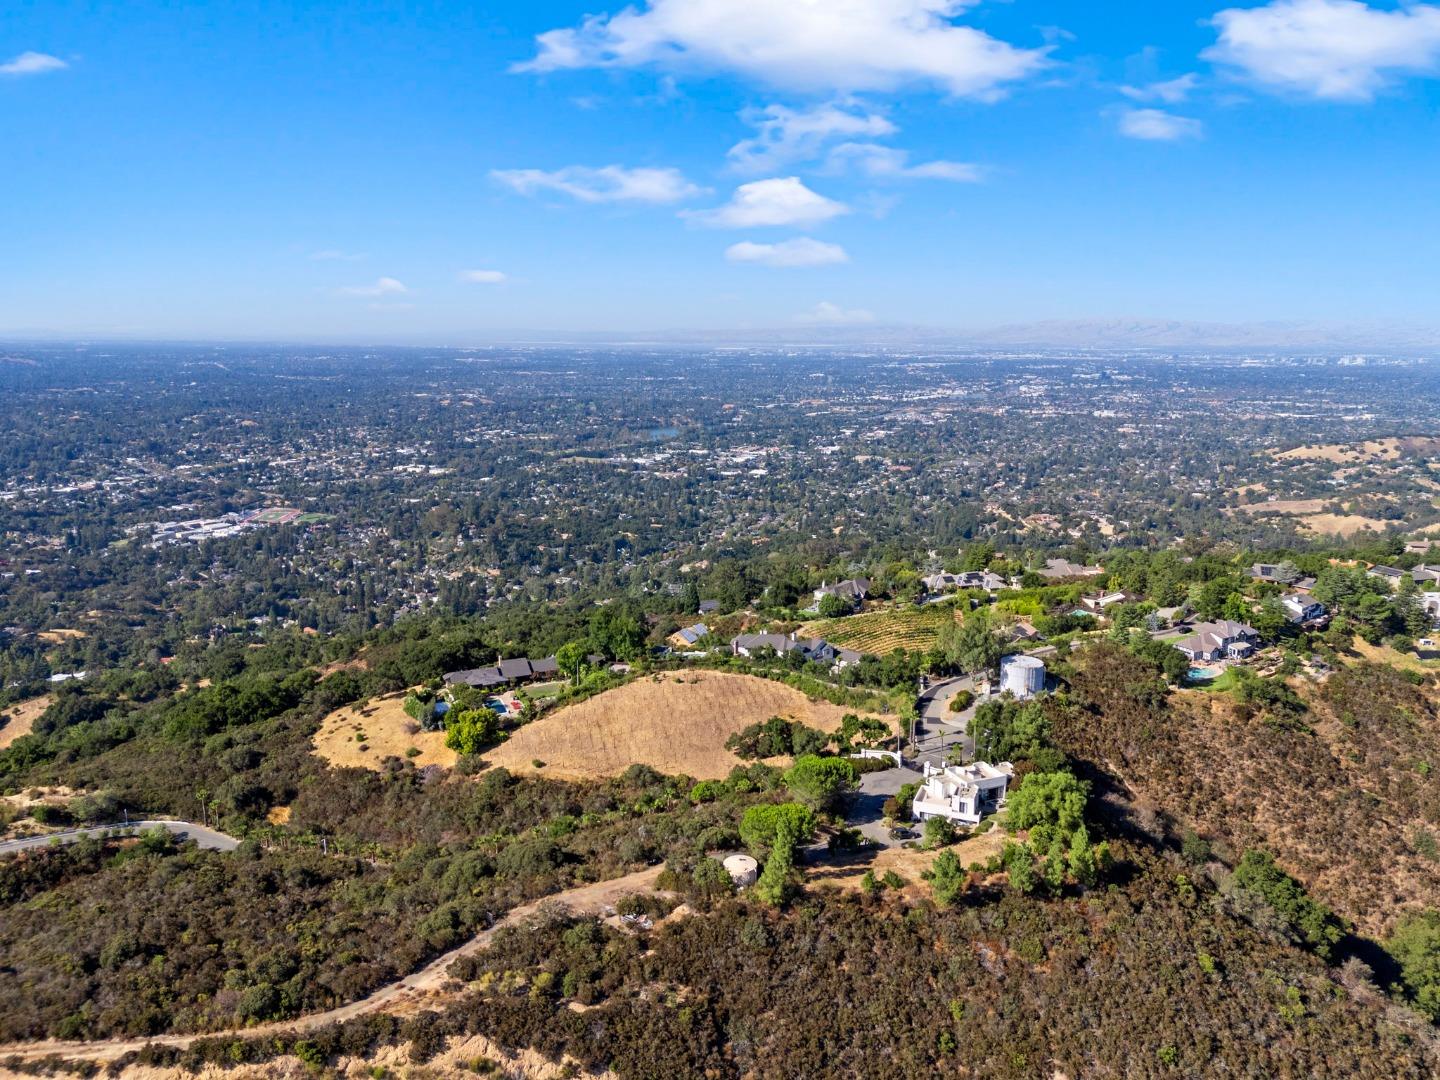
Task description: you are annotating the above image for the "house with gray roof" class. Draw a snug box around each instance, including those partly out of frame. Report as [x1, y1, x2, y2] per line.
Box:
[1173, 620, 1260, 663]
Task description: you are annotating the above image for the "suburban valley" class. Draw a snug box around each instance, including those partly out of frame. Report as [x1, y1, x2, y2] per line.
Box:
[3, 345, 1440, 1077]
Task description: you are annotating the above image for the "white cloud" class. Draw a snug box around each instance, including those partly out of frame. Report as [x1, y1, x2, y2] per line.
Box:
[516, 0, 1050, 99]
[0, 51, 67, 77]
[1205, 0, 1440, 101]
[728, 101, 896, 172]
[1116, 108, 1204, 141]
[826, 142, 981, 181]
[796, 300, 876, 325]
[459, 269, 507, 284]
[491, 165, 702, 204]
[338, 277, 408, 297]
[309, 249, 366, 262]
[1119, 73, 1198, 103]
[725, 237, 849, 268]
[684, 177, 849, 228]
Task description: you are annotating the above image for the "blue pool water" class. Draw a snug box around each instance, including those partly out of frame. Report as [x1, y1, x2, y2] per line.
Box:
[485, 700, 508, 715]
[1189, 667, 1220, 681]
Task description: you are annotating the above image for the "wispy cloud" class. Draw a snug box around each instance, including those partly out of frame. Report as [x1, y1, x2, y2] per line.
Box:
[0, 51, 68, 77]
[725, 238, 849, 268]
[337, 277, 408, 297]
[491, 165, 702, 204]
[459, 269, 507, 284]
[826, 143, 981, 182]
[728, 101, 895, 173]
[1120, 73, 1199, 104]
[1205, 0, 1440, 101]
[1116, 108, 1204, 141]
[684, 177, 849, 229]
[515, 0, 1050, 99]
[796, 300, 875, 325]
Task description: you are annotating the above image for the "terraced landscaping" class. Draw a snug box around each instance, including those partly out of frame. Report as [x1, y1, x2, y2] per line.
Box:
[798, 602, 962, 654]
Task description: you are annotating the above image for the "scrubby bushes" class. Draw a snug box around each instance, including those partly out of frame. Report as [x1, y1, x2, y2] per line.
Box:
[724, 716, 828, 760]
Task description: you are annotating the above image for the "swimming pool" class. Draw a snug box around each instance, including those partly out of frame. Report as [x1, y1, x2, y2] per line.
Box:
[1188, 667, 1221, 681]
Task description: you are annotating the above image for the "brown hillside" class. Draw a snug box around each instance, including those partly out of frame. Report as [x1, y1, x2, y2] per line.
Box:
[482, 670, 884, 781]
[0, 695, 50, 751]
[1055, 645, 1440, 938]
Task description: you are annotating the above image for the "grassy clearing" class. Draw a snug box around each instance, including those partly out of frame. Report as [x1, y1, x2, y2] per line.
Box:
[1273, 436, 1440, 464]
[312, 691, 456, 772]
[1349, 636, 1440, 675]
[482, 670, 888, 781]
[0, 695, 50, 751]
[797, 603, 961, 654]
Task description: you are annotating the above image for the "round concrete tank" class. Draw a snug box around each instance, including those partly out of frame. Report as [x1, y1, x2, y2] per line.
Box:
[1001, 654, 1046, 699]
[723, 854, 759, 887]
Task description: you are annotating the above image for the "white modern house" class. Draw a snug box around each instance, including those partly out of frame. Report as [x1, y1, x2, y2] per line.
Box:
[911, 761, 1014, 826]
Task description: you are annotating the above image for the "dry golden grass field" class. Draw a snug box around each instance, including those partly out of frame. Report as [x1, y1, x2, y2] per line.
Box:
[37, 628, 87, 645]
[482, 670, 888, 780]
[312, 691, 457, 772]
[0, 694, 50, 751]
[1273, 436, 1440, 464]
[1226, 497, 1394, 537]
[797, 604, 961, 655]
[805, 826, 1007, 898]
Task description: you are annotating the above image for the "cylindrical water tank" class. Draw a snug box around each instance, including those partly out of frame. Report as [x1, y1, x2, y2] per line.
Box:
[723, 854, 759, 887]
[1001, 654, 1046, 698]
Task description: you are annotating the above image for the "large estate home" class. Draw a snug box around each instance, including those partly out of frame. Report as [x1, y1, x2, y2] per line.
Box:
[1036, 558, 1104, 579]
[730, 631, 862, 668]
[922, 570, 1009, 594]
[813, 578, 870, 604]
[1173, 620, 1260, 663]
[911, 761, 1014, 826]
[444, 654, 559, 688]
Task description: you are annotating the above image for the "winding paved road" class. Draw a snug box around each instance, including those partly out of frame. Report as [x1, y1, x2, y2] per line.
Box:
[0, 820, 240, 857]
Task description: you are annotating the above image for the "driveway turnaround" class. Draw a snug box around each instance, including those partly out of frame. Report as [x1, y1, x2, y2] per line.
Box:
[0, 820, 240, 856]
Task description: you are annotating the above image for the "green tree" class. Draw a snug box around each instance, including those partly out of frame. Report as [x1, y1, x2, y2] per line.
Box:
[1389, 908, 1440, 1020]
[926, 848, 966, 905]
[444, 708, 500, 755]
[817, 592, 853, 618]
[924, 815, 957, 848]
[588, 605, 646, 661]
[949, 611, 1002, 676]
[556, 640, 589, 685]
[739, 802, 817, 856]
[783, 755, 858, 811]
[754, 822, 799, 906]
[1006, 770, 1089, 843]
[1234, 849, 1344, 960]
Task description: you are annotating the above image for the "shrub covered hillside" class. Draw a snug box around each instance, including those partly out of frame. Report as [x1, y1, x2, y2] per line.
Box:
[0, 629, 797, 1041]
[131, 846, 1440, 1079]
[1052, 643, 1440, 940]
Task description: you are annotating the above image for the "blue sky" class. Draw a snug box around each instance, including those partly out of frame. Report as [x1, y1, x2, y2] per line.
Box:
[4, 0, 1440, 340]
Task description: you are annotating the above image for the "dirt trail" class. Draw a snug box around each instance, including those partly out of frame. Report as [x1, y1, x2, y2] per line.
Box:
[0, 866, 665, 1068]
